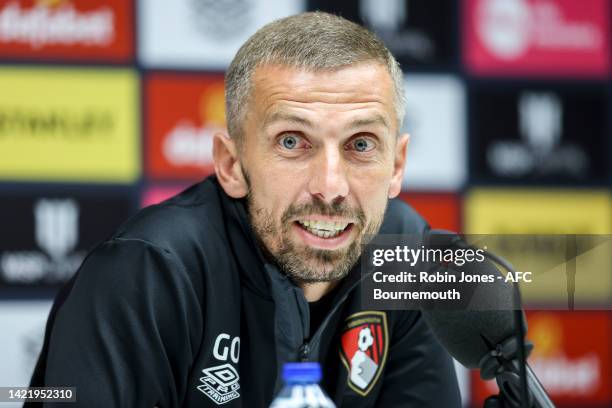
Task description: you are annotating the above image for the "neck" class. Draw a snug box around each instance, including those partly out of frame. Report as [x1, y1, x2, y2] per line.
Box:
[299, 280, 340, 302]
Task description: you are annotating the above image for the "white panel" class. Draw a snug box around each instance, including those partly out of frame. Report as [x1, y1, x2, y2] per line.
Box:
[0, 300, 52, 406]
[401, 75, 466, 190]
[139, 0, 306, 69]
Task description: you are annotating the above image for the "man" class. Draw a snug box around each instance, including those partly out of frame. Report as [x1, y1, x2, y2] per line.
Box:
[29, 12, 461, 407]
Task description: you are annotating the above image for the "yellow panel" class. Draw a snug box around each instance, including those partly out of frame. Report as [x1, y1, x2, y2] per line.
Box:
[464, 189, 612, 308]
[464, 189, 611, 234]
[0, 67, 140, 183]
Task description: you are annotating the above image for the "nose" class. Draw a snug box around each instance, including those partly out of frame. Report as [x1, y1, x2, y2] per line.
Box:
[307, 145, 349, 204]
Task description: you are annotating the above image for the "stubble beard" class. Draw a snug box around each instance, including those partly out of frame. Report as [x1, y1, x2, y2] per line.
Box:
[246, 187, 386, 284]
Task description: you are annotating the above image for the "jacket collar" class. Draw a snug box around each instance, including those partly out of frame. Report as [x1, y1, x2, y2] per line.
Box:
[213, 176, 275, 299]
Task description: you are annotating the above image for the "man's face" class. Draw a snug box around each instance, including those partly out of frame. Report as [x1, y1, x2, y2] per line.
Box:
[237, 63, 406, 283]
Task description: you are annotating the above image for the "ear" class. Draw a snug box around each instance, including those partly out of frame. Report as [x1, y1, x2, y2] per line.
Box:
[213, 131, 248, 198]
[388, 133, 409, 199]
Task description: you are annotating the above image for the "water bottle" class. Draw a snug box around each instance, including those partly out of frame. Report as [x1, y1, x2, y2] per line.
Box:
[270, 362, 337, 408]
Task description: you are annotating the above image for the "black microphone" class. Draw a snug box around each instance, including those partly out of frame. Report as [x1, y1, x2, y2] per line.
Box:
[565, 234, 576, 310]
[420, 230, 556, 408]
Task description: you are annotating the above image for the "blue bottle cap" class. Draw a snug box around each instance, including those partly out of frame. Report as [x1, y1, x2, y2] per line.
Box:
[282, 362, 322, 383]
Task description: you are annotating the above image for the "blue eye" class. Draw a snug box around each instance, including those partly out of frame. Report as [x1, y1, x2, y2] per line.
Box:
[279, 134, 309, 150]
[282, 135, 298, 149]
[352, 137, 374, 152]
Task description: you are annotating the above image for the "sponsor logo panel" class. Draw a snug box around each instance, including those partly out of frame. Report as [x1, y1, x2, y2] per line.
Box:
[402, 75, 466, 190]
[471, 311, 612, 406]
[138, 0, 304, 69]
[463, 0, 610, 77]
[0, 68, 140, 183]
[469, 84, 609, 184]
[0, 190, 133, 288]
[464, 189, 612, 308]
[145, 74, 225, 181]
[0, 0, 134, 61]
[464, 189, 611, 234]
[0, 301, 52, 393]
[307, 0, 457, 68]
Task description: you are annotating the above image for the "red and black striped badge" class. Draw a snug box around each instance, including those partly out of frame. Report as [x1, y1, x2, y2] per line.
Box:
[339, 311, 389, 396]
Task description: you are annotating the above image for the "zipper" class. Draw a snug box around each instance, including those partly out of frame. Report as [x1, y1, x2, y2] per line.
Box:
[299, 342, 310, 362]
[298, 269, 374, 361]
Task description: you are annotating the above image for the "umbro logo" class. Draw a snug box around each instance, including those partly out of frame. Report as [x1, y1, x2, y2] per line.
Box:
[197, 363, 240, 405]
[197, 333, 241, 405]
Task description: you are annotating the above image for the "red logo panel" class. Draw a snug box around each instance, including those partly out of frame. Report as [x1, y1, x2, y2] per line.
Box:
[0, 0, 133, 61]
[145, 73, 225, 181]
[471, 311, 612, 406]
[399, 193, 461, 232]
[463, 0, 610, 77]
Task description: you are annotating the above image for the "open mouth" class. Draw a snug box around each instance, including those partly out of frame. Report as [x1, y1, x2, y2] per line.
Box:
[295, 220, 353, 239]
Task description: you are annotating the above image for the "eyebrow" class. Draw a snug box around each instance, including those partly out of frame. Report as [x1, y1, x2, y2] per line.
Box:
[345, 114, 389, 131]
[263, 111, 314, 129]
[262, 111, 390, 132]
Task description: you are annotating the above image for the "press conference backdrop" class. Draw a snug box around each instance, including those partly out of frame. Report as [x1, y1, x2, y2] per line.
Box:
[0, 1, 610, 407]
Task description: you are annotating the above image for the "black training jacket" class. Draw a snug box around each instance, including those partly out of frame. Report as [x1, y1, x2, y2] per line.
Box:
[28, 175, 461, 407]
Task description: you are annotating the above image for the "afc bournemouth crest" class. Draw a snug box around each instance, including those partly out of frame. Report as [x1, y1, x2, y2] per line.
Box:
[339, 311, 388, 396]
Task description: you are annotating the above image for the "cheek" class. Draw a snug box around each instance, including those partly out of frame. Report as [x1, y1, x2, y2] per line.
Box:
[255, 157, 312, 196]
[349, 174, 390, 213]
[249, 170, 300, 219]
[348, 163, 392, 192]
[251, 146, 310, 179]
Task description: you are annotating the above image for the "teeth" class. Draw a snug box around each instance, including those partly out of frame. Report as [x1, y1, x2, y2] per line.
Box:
[308, 228, 339, 238]
[297, 219, 350, 239]
[298, 220, 349, 231]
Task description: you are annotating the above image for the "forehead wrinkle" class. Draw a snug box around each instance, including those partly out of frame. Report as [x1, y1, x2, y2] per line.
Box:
[269, 98, 389, 116]
[254, 78, 390, 107]
[274, 89, 388, 106]
[345, 113, 389, 131]
[260, 101, 393, 140]
[249, 62, 398, 118]
[262, 110, 315, 130]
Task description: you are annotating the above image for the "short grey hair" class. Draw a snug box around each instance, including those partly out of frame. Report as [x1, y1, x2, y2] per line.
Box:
[225, 11, 406, 143]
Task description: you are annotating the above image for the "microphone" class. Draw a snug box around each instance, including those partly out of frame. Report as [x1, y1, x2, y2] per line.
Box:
[565, 234, 576, 310]
[420, 230, 555, 408]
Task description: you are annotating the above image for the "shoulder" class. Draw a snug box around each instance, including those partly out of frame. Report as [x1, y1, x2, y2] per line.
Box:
[81, 177, 237, 300]
[113, 179, 227, 253]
